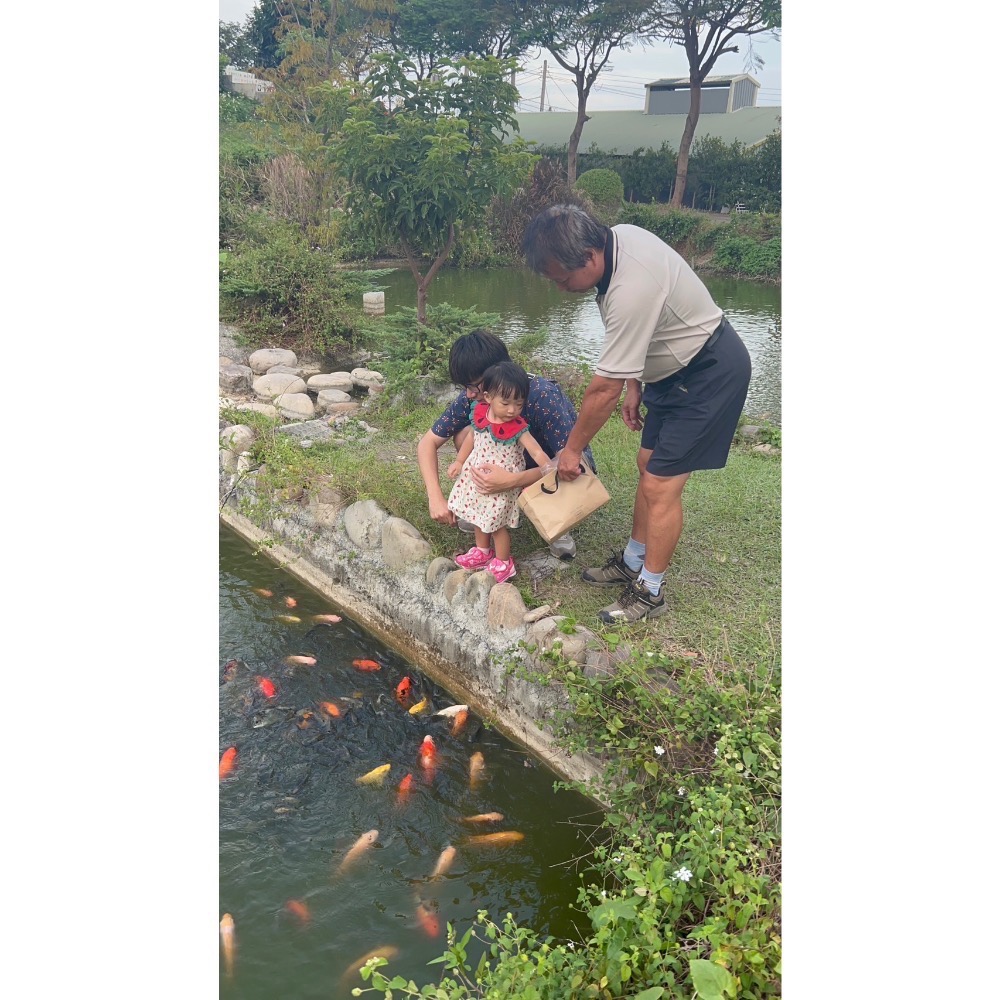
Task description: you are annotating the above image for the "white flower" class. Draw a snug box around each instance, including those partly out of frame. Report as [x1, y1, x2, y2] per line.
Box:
[677, 787, 686, 796]
[566, 942, 576, 951]
[600, 889, 607, 897]
[713, 744, 720, 756]
[612, 856, 621, 863]
[654, 745, 665, 756]
[671, 867, 693, 882]
[711, 826, 721, 834]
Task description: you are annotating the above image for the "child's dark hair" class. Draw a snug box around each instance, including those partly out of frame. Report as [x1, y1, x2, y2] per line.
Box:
[481, 360, 529, 401]
[448, 331, 511, 386]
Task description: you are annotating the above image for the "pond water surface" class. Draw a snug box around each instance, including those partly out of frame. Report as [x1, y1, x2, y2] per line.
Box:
[377, 266, 781, 424]
[219, 525, 601, 998]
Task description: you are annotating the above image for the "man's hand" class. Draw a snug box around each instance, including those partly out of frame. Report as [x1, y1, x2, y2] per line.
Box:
[622, 379, 644, 431]
[469, 463, 517, 494]
[429, 497, 456, 526]
[556, 447, 584, 481]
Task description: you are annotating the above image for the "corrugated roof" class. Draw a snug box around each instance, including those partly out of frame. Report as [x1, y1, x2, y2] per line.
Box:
[511, 107, 781, 156]
[645, 74, 759, 88]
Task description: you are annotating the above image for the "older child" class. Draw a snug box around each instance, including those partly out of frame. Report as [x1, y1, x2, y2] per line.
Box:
[447, 361, 552, 583]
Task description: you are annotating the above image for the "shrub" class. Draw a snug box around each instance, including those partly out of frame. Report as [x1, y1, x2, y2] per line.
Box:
[711, 235, 781, 279]
[575, 168, 625, 223]
[619, 203, 701, 244]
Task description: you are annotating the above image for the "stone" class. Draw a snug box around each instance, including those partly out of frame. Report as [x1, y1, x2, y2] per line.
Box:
[460, 570, 495, 606]
[343, 499, 390, 549]
[739, 424, 761, 438]
[248, 348, 297, 374]
[382, 517, 433, 569]
[752, 443, 779, 454]
[315, 389, 353, 413]
[253, 372, 307, 399]
[236, 452, 256, 474]
[486, 583, 527, 630]
[523, 604, 553, 624]
[325, 402, 362, 419]
[266, 364, 307, 377]
[351, 367, 386, 391]
[220, 448, 238, 473]
[276, 419, 337, 443]
[307, 372, 356, 393]
[425, 557, 455, 590]
[274, 392, 315, 419]
[233, 401, 279, 418]
[220, 364, 253, 392]
[442, 568, 471, 603]
[219, 356, 235, 367]
[220, 424, 254, 454]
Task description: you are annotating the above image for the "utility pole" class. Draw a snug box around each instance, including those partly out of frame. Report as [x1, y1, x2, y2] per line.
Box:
[539, 59, 547, 112]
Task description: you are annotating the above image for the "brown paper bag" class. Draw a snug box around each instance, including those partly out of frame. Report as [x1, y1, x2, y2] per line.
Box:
[517, 459, 610, 544]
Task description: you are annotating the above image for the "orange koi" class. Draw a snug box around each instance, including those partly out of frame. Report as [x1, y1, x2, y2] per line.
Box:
[219, 913, 236, 977]
[284, 899, 310, 926]
[342, 945, 399, 982]
[284, 654, 317, 667]
[312, 613, 343, 624]
[450, 708, 469, 735]
[295, 710, 316, 730]
[429, 845, 456, 880]
[464, 831, 524, 847]
[398, 772, 413, 793]
[219, 747, 237, 780]
[258, 677, 277, 698]
[318, 700, 342, 718]
[336, 828, 379, 874]
[352, 659, 381, 672]
[252, 588, 274, 598]
[415, 900, 441, 938]
[395, 676, 412, 702]
[276, 614, 301, 624]
[469, 751, 486, 787]
[418, 735, 437, 769]
[284, 596, 298, 608]
[460, 812, 504, 824]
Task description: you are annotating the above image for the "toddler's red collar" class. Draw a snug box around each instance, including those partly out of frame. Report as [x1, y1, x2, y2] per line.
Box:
[472, 401, 528, 440]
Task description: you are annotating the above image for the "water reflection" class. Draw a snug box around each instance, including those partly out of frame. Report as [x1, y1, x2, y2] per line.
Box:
[219, 526, 599, 998]
[378, 266, 781, 423]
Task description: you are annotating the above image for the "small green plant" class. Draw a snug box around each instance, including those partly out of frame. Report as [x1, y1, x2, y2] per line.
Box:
[575, 168, 625, 224]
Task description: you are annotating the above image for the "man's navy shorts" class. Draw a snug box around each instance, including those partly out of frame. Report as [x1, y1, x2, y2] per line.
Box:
[639, 317, 752, 477]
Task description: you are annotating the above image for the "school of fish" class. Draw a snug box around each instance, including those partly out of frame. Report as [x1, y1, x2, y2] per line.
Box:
[222, 586, 531, 984]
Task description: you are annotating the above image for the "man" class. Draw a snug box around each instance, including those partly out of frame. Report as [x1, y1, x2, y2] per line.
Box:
[522, 204, 751, 623]
[416, 330, 594, 560]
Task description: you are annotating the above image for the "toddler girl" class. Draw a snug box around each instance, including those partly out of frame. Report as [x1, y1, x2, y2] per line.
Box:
[447, 361, 552, 583]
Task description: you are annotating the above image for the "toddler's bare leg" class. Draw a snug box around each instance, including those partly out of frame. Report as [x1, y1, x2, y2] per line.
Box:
[492, 527, 511, 561]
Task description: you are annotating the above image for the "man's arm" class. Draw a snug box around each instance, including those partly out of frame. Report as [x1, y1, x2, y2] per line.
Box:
[416, 429, 456, 526]
[557, 375, 626, 479]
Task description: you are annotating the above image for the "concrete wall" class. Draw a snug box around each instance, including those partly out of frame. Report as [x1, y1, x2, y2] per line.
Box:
[222, 66, 275, 103]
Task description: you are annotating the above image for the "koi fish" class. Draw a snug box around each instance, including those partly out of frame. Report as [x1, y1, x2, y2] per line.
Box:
[460, 812, 504, 824]
[415, 900, 440, 938]
[450, 708, 469, 735]
[318, 700, 341, 718]
[284, 654, 317, 667]
[469, 751, 486, 787]
[418, 735, 437, 769]
[434, 704, 469, 718]
[295, 710, 316, 730]
[285, 899, 310, 926]
[429, 845, 456, 880]
[408, 697, 429, 715]
[395, 676, 412, 701]
[252, 588, 273, 598]
[342, 945, 399, 982]
[356, 763, 391, 786]
[352, 659, 381, 671]
[284, 596, 298, 608]
[336, 828, 379, 874]
[219, 747, 237, 779]
[464, 831, 525, 847]
[276, 614, 301, 624]
[398, 773, 413, 794]
[222, 659, 240, 682]
[312, 614, 343, 624]
[258, 677, 277, 698]
[219, 913, 236, 977]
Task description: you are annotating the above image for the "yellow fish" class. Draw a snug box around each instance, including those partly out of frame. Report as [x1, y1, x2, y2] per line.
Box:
[341, 945, 399, 983]
[276, 614, 301, 624]
[469, 751, 486, 787]
[408, 697, 429, 715]
[460, 812, 504, 824]
[219, 913, 236, 978]
[356, 763, 391, 786]
[336, 828, 379, 874]
[464, 831, 524, 847]
[429, 845, 457, 880]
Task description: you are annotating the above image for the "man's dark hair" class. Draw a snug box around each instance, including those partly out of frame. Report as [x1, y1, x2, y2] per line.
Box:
[481, 360, 529, 402]
[448, 331, 511, 386]
[521, 203, 607, 273]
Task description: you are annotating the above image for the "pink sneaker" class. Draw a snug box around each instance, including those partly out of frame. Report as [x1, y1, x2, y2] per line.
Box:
[487, 557, 517, 583]
[455, 545, 494, 570]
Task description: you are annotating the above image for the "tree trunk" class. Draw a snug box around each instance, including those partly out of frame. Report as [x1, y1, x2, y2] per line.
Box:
[567, 97, 590, 187]
[671, 82, 701, 209]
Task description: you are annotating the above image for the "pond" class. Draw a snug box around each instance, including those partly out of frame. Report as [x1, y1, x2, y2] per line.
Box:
[377, 266, 781, 424]
[219, 525, 601, 997]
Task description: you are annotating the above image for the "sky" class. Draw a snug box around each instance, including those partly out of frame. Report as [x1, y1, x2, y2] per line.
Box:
[218, 0, 782, 111]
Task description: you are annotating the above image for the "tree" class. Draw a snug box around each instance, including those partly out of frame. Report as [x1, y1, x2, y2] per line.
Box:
[649, 0, 780, 208]
[331, 53, 535, 327]
[220, 20, 257, 69]
[526, 1, 655, 185]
